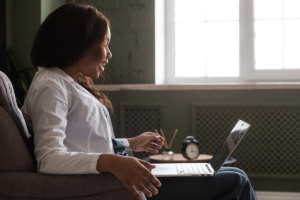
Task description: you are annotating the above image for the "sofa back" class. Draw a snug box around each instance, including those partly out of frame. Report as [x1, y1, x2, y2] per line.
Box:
[0, 71, 36, 172]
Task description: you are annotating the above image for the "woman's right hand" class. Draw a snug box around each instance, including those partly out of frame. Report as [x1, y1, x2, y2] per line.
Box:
[96, 154, 161, 200]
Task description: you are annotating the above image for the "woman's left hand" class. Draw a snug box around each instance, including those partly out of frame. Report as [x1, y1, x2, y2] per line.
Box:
[128, 132, 165, 153]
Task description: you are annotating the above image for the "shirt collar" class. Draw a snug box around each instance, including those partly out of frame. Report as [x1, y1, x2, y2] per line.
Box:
[38, 66, 74, 83]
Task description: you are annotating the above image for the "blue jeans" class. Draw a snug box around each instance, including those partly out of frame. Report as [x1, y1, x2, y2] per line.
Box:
[147, 167, 257, 200]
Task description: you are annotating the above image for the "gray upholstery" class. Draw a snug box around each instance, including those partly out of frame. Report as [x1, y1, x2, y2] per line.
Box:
[0, 171, 134, 199]
[0, 71, 31, 142]
[0, 71, 144, 200]
[0, 107, 36, 172]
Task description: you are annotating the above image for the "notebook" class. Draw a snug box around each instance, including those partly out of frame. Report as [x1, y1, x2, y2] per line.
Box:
[151, 120, 250, 177]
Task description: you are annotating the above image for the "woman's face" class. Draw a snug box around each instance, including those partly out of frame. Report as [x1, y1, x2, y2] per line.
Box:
[77, 27, 112, 79]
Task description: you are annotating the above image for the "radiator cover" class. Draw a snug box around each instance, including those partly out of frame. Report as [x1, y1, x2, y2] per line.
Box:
[121, 106, 163, 159]
[194, 106, 300, 175]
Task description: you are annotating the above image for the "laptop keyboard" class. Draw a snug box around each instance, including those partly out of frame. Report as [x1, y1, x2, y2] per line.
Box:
[175, 163, 212, 176]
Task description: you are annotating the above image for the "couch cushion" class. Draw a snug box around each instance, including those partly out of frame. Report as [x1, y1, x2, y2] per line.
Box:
[0, 107, 36, 172]
[0, 72, 31, 141]
[0, 171, 141, 200]
[0, 71, 36, 165]
[0, 188, 137, 200]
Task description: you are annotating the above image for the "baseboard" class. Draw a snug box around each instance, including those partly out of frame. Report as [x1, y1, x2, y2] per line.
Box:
[257, 191, 300, 200]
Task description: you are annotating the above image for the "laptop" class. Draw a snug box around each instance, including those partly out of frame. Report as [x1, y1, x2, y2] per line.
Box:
[151, 120, 250, 177]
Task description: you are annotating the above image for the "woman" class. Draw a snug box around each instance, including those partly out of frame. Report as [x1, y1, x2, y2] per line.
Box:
[21, 3, 257, 200]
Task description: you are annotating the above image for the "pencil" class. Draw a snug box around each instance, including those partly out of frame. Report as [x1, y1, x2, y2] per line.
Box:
[155, 129, 168, 149]
[168, 129, 178, 149]
[160, 129, 169, 149]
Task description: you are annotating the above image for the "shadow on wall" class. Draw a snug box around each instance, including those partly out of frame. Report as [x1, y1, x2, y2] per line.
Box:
[4, 48, 36, 108]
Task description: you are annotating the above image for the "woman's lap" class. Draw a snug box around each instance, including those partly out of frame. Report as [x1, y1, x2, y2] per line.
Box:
[219, 167, 249, 178]
[147, 167, 257, 200]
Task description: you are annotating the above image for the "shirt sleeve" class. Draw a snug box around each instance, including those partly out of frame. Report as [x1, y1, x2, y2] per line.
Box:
[30, 79, 101, 175]
[116, 138, 130, 147]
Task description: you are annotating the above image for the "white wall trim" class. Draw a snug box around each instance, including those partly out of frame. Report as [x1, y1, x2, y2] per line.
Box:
[94, 82, 300, 91]
[155, 0, 166, 85]
[257, 191, 300, 200]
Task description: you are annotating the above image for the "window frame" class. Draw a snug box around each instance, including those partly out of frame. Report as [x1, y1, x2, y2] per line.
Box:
[242, 0, 300, 81]
[156, 0, 300, 84]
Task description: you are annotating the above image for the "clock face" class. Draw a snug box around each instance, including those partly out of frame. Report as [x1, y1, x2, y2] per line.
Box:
[186, 143, 200, 159]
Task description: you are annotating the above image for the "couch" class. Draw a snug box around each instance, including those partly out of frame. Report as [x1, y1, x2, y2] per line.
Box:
[0, 71, 145, 200]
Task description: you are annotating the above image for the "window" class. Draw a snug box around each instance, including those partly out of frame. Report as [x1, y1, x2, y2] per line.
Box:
[155, 0, 300, 84]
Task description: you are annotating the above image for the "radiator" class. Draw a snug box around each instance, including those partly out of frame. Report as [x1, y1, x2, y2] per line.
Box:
[121, 106, 163, 159]
[194, 106, 300, 176]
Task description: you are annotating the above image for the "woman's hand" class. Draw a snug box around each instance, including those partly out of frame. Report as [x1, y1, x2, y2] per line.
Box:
[127, 132, 165, 153]
[96, 154, 161, 199]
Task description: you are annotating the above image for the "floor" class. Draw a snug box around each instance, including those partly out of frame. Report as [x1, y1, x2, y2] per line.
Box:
[256, 191, 300, 200]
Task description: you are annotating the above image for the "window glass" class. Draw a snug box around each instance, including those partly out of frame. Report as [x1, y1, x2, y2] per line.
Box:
[206, 22, 239, 77]
[283, 19, 300, 69]
[255, 20, 283, 69]
[254, 0, 300, 70]
[254, 0, 282, 19]
[175, 23, 206, 77]
[283, 0, 300, 18]
[206, 0, 239, 21]
[174, 0, 205, 22]
[174, 0, 239, 77]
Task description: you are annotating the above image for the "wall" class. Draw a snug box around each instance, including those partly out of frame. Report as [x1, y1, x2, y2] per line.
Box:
[5, 0, 69, 69]
[41, 0, 67, 22]
[6, 0, 41, 69]
[107, 88, 300, 192]
[1, 0, 6, 71]
[78, 0, 155, 84]
[6, 0, 155, 83]
[5, 0, 12, 49]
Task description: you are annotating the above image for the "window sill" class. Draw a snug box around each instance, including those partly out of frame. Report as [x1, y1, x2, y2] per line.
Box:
[94, 82, 300, 91]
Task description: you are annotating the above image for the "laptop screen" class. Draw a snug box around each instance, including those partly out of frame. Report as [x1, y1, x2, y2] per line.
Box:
[209, 120, 250, 173]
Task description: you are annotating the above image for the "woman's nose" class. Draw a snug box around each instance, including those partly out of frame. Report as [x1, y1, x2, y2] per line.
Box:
[107, 48, 112, 59]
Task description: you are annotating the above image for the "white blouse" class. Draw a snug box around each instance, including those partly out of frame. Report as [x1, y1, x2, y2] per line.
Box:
[21, 67, 129, 175]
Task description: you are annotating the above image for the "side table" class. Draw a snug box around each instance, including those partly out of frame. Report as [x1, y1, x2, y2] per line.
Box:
[142, 153, 237, 166]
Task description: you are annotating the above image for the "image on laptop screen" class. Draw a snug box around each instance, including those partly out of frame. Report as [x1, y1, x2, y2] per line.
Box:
[209, 120, 250, 173]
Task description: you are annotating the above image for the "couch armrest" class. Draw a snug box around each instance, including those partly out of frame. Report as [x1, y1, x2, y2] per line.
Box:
[0, 171, 139, 199]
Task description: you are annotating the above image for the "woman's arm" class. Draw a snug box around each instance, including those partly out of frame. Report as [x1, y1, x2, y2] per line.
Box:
[99, 133, 164, 199]
[96, 154, 161, 200]
[127, 132, 165, 153]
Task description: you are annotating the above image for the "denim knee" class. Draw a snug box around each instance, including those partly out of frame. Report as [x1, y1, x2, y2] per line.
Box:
[220, 167, 249, 179]
[207, 171, 250, 200]
[229, 171, 248, 185]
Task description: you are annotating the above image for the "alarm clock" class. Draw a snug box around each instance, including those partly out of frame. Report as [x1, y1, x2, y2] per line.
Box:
[181, 136, 200, 160]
